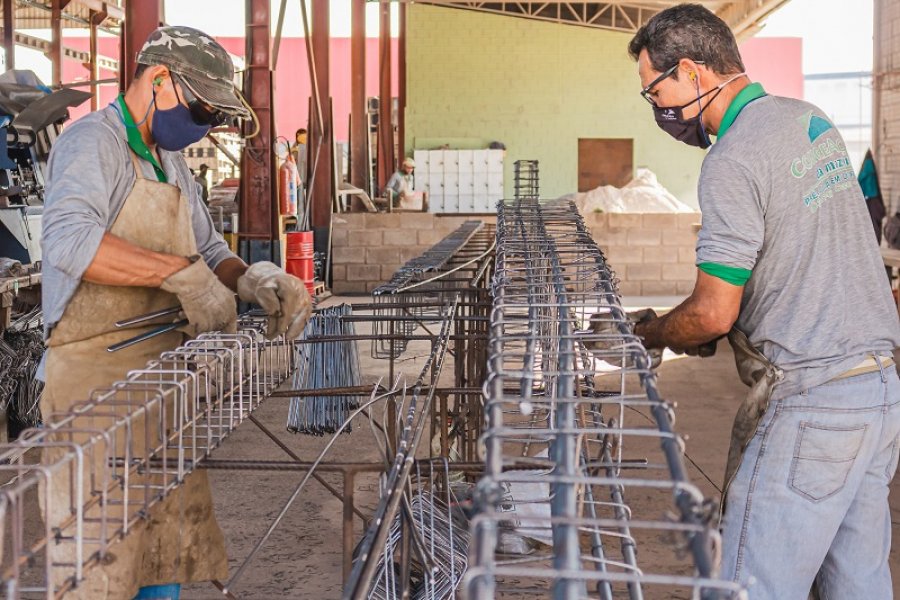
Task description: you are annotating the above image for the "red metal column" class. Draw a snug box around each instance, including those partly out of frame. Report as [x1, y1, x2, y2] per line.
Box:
[3, 0, 14, 71]
[398, 1, 406, 162]
[349, 0, 366, 190]
[239, 0, 278, 256]
[121, 0, 163, 90]
[50, 0, 71, 87]
[89, 9, 106, 111]
[377, 0, 393, 191]
[309, 0, 332, 229]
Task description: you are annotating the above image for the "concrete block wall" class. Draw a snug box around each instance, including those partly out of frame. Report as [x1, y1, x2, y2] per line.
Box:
[331, 212, 700, 296]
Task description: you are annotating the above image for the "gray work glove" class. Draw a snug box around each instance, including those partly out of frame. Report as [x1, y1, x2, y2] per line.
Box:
[160, 256, 237, 336]
[237, 261, 313, 340]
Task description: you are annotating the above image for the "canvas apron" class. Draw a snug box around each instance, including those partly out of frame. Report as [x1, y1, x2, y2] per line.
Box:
[40, 152, 227, 599]
[721, 327, 784, 515]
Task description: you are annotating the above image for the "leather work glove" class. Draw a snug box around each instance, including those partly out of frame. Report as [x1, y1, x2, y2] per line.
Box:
[160, 256, 237, 336]
[237, 261, 313, 340]
[581, 308, 663, 369]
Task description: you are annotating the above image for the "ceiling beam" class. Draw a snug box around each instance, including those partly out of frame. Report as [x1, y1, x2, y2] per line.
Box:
[0, 28, 118, 71]
[394, 0, 792, 37]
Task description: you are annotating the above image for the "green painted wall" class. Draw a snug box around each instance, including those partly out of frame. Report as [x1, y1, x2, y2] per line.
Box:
[405, 5, 706, 207]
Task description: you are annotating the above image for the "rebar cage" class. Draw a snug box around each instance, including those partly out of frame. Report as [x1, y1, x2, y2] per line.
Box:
[0, 198, 747, 599]
[0, 317, 293, 598]
[463, 198, 745, 600]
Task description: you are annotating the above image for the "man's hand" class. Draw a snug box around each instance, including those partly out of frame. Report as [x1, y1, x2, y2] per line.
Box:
[582, 308, 663, 369]
[632, 270, 741, 353]
[160, 256, 237, 335]
[237, 261, 313, 340]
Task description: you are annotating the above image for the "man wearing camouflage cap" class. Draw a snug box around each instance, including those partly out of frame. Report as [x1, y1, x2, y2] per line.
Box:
[40, 26, 312, 599]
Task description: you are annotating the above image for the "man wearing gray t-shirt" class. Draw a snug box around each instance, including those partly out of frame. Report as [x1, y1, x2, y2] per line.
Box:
[40, 26, 312, 600]
[628, 5, 900, 598]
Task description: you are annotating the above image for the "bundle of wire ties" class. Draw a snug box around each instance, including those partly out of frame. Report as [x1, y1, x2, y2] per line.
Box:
[287, 304, 361, 435]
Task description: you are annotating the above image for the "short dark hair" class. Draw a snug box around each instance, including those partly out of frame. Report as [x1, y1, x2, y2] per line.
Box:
[199, 163, 209, 171]
[628, 4, 744, 77]
[134, 63, 149, 80]
[296, 128, 307, 136]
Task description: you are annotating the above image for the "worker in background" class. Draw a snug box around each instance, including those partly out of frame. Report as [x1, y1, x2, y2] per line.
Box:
[194, 162, 210, 204]
[386, 157, 428, 211]
[858, 149, 886, 244]
[41, 26, 313, 600]
[627, 5, 900, 598]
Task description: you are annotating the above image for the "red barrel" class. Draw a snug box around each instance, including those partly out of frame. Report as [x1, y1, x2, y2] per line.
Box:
[286, 231, 314, 259]
[286, 230, 316, 294]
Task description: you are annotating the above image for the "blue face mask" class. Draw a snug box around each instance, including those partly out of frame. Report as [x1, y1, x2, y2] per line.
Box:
[150, 89, 210, 151]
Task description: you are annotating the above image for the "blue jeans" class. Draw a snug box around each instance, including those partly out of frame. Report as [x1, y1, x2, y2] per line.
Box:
[721, 360, 900, 599]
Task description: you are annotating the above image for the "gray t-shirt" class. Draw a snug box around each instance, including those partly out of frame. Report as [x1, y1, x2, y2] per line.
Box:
[697, 91, 900, 400]
[41, 103, 237, 337]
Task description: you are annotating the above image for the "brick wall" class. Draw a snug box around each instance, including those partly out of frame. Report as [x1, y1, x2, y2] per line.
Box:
[331, 212, 700, 296]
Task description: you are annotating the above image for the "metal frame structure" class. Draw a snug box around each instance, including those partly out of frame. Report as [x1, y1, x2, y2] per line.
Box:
[0, 219, 496, 598]
[463, 198, 745, 599]
[513, 160, 539, 201]
[393, 0, 791, 38]
[0, 208, 748, 598]
[0, 316, 293, 598]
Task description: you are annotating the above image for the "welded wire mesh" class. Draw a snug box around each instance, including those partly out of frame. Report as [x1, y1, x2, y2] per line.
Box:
[464, 199, 746, 600]
[287, 304, 362, 435]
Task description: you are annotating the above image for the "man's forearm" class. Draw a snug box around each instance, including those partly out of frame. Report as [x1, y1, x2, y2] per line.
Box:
[82, 232, 190, 287]
[634, 299, 723, 351]
[633, 270, 743, 352]
[214, 257, 249, 292]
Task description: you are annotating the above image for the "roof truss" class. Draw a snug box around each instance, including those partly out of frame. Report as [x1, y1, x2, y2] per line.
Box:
[385, 1, 791, 37]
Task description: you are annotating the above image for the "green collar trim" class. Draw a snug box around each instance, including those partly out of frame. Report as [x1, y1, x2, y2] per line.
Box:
[717, 82, 767, 140]
[116, 94, 167, 183]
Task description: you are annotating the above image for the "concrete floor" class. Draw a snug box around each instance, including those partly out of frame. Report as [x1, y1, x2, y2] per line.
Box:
[179, 296, 900, 599]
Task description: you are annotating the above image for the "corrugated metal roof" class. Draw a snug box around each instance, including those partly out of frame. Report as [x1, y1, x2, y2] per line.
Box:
[412, 1, 792, 38]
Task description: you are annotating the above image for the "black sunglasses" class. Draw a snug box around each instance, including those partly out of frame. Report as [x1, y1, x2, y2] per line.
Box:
[172, 74, 229, 128]
[639, 60, 705, 105]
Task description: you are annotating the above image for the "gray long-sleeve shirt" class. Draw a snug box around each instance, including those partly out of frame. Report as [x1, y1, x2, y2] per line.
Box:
[41, 102, 237, 338]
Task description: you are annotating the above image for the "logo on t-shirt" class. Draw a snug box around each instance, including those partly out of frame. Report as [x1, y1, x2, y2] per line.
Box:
[788, 112, 855, 211]
[799, 110, 834, 143]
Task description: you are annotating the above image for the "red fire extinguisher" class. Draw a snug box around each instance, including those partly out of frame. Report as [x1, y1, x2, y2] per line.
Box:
[279, 154, 300, 216]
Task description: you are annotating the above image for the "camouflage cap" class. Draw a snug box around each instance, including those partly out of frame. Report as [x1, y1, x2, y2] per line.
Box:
[137, 26, 249, 118]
